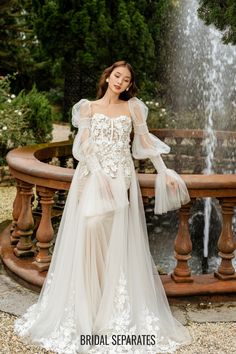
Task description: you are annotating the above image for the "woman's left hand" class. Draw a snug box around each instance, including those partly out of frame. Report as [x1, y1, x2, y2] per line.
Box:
[166, 174, 178, 190]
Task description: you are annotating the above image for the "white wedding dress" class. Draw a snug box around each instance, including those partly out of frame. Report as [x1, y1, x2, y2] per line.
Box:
[14, 97, 191, 353]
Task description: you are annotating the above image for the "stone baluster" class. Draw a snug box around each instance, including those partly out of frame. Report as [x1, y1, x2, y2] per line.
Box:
[174, 138, 183, 173]
[14, 181, 35, 257]
[193, 138, 203, 173]
[73, 156, 78, 169]
[33, 186, 55, 271]
[10, 179, 22, 244]
[54, 156, 68, 209]
[215, 198, 236, 280]
[214, 139, 223, 173]
[138, 160, 146, 173]
[34, 190, 42, 214]
[171, 201, 193, 283]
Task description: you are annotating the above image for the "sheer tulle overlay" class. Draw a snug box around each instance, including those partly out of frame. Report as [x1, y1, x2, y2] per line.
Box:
[14, 98, 191, 353]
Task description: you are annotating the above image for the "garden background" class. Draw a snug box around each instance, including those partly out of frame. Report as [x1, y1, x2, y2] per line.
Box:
[1, 0, 235, 169]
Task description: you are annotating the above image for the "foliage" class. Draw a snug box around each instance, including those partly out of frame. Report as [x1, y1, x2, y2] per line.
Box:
[21, 0, 173, 118]
[13, 85, 53, 143]
[0, 76, 35, 165]
[0, 0, 56, 92]
[143, 99, 170, 129]
[1, 0, 174, 120]
[0, 75, 53, 165]
[198, 0, 236, 44]
[44, 87, 64, 123]
[44, 87, 64, 106]
[30, 0, 156, 74]
[0, 0, 29, 73]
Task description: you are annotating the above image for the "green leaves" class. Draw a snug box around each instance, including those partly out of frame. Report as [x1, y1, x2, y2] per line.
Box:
[29, 0, 170, 77]
[0, 76, 53, 164]
[1, 0, 174, 117]
[198, 0, 236, 44]
[14, 85, 53, 143]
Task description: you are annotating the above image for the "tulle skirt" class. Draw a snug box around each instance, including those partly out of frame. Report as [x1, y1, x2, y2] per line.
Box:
[14, 162, 191, 353]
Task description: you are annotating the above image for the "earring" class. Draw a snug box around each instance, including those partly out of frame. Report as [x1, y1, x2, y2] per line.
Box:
[106, 78, 109, 83]
[126, 87, 129, 91]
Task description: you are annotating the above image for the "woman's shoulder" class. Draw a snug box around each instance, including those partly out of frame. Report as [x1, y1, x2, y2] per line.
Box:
[128, 97, 148, 121]
[128, 97, 147, 109]
[72, 99, 92, 113]
[72, 99, 92, 127]
[73, 98, 91, 107]
[128, 96, 145, 104]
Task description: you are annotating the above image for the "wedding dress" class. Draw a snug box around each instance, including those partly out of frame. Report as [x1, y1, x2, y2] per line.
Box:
[14, 97, 191, 353]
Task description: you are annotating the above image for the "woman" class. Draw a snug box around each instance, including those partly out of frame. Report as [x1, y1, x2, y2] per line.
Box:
[14, 61, 191, 353]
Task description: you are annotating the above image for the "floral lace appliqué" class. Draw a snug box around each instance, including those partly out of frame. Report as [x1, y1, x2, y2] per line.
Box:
[88, 270, 180, 354]
[80, 114, 133, 187]
[14, 271, 181, 354]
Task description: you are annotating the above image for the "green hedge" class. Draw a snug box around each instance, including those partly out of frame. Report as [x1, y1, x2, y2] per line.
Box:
[0, 76, 53, 165]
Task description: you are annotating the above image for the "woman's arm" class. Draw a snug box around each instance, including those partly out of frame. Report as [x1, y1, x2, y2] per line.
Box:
[72, 99, 102, 173]
[129, 97, 190, 214]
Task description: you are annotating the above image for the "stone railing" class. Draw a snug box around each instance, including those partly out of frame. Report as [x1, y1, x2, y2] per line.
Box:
[1, 129, 236, 296]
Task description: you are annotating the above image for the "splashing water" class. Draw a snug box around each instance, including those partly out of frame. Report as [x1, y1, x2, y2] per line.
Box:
[167, 0, 236, 258]
[202, 26, 223, 258]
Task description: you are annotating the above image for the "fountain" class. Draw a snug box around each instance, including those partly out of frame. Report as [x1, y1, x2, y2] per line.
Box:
[166, 0, 236, 273]
[1, 0, 236, 297]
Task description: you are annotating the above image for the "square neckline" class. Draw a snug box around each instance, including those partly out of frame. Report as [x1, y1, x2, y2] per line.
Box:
[89, 100, 131, 120]
[91, 112, 131, 121]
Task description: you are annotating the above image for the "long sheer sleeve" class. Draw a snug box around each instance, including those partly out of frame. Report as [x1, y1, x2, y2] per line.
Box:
[129, 97, 190, 214]
[72, 99, 101, 173]
[71, 99, 127, 216]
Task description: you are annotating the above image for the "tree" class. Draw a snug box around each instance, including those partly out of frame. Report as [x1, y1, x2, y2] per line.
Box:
[27, 0, 172, 117]
[0, 0, 28, 74]
[198, 0, 236, 44]
[0, 0, 56, 92]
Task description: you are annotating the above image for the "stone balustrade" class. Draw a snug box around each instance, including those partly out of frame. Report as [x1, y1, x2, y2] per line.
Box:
[1, 129, 236, 296]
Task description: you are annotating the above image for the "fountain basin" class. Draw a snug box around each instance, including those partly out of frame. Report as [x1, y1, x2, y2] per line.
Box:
[1, 129, 236, 297]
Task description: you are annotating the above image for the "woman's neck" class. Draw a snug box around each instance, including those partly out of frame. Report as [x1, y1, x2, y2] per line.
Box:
[102, 89, 120, 105]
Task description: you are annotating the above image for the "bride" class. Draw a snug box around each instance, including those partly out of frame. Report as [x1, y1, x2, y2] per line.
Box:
[14, 61, 191, 353]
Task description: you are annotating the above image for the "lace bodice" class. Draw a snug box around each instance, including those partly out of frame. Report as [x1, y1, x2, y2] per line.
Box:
[79, 113, 133, 183]
[72, 98, 190, 213]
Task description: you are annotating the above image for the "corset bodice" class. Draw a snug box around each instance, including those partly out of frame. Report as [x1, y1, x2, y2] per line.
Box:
[79, 113, 133, 183]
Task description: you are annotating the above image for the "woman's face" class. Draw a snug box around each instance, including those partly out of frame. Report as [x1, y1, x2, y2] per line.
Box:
[108, 66, 132, 95]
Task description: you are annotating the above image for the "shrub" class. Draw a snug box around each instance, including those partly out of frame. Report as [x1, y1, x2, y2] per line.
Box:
[142, 99, 172, 129]
[0, 75, 53, 165]
[14, 85, 53, 143]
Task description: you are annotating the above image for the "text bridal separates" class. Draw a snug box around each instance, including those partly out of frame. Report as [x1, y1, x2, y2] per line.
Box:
[14, 97, 191, 353]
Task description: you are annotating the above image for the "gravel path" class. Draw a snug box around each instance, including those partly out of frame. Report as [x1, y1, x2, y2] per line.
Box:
[177, 322, 236, 354]
[0, 186, 16, 223]
[0, 312, 55, 354]
[0, 310, 235, 354]
[1, 142, 236, 353]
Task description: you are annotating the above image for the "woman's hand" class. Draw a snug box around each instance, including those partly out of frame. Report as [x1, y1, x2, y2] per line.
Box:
[166, 173, 178, 190]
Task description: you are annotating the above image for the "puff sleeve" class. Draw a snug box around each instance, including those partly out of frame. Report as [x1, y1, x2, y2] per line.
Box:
[128, 97, 190, 214]
[71, 99, 101, 173]
[71, 99, 128, 216]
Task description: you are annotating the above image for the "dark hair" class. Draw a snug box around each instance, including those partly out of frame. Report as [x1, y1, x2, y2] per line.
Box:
[96, 60, 138, 100]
